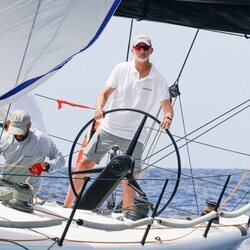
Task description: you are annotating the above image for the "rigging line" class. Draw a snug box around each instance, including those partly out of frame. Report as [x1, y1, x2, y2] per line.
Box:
[63, 149, 112, 159]
[149, 27, 189, 168]
[136, 170, 250, 194]
[145, 127, 250, 157]
[139, 162, 250, 195]
[141, 165, 248, 183]
[158, 225, 202, 243]
[35, 93, 60, 102]
[0, 105, 11, 141]
[0, 239, 29, 250]
[36, 94, 248, 151]
[175, 29, 199, 83]
[146, 104, 250, 169]
[47, 241, 59, 250]
[114, 30, 199, 188]
[139, 107, 162, 178]
[143, 107, 161, 152]
[57, 160, 249, 192]
[219, 170, 249, 209]
[35, 93, 95, 111]
[0, 163, 29, 169]
[203, 28, 248, 38]
[172, 134, 250, 157]
[167, 205, 198, 216]
[140, 127, 162, 179]
[165, 30, 199, 140]
[46, 174, 248, 202]
[0, 170, 135, 181]
[40, 186, 66, 199]
[125, 19, 134, 62]
[143, 126, 161, 162]
[14, 0, 42, 88]
[62, 149, 80, 159]
[0, 172, 69, 180]
[143, 99, 249, 161]
[1, 172, 93, 182]
[47, 134, 81, 145]
[106, 21, 134, 207]
[3, 169, 246, 199]
[232, 192, 249, 211]
[0, 1, 42, 144]
[35, 93, 95, 110]
[178, 96, 199, 214]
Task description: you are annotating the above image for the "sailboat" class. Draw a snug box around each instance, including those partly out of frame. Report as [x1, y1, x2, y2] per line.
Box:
[0, 1, 249, 249]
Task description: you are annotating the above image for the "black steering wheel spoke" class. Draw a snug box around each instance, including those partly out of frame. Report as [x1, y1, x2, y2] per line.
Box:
[126, 115, 147, 157]
[128, 177, 147, 197]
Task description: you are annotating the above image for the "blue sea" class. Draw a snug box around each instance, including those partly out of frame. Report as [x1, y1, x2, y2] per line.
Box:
[41, 167, 249, 217]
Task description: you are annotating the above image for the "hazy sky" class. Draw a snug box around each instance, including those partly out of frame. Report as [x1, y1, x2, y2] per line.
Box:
[35, 16, 249, 169]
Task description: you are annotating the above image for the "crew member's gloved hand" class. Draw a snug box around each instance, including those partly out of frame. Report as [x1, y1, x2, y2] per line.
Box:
[29, 162, 46, 176]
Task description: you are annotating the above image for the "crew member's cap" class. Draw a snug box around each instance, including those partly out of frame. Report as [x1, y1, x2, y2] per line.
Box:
[8, 110, 31, 135]
[133, 34, 152, 47]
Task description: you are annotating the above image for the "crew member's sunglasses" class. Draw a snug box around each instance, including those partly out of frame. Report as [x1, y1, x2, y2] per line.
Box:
[133, 45, 151, 51]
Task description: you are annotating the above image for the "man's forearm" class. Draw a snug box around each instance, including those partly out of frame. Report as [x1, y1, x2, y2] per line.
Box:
[95, 93, 108, 111]
[161, 99, 174, 118]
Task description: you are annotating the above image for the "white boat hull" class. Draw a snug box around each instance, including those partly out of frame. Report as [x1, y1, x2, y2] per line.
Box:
[0, 200, 249, 249]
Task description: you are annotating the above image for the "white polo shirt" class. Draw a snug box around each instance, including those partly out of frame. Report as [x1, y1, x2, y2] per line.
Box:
[100, 61, 170, 142]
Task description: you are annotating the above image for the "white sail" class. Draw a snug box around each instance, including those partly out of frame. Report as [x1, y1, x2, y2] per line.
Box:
[0, 0, 120, 105]
[0, 93, 47, 133]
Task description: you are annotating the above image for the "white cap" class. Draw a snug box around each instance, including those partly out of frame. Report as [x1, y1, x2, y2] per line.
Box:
[8, 110, 31, 135]
[133, 34, 152, 47]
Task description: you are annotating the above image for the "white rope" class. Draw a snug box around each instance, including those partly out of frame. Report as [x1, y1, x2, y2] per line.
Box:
[155, 203, 250, 228]
[0, 163, 30, 169]
[0, 219, 63, 228]
[78, 217, 153, 231]
[156, 211, 217, 228]
[220, 203, 250, 218]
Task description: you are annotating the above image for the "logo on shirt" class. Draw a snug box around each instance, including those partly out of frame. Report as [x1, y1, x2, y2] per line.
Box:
[142, 87, 152, 91]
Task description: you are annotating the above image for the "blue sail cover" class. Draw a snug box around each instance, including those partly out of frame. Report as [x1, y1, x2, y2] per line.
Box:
[0, 0, 120, 105]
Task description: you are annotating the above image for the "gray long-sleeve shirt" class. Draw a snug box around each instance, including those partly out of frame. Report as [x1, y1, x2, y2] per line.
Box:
[0, 129, 65, 191]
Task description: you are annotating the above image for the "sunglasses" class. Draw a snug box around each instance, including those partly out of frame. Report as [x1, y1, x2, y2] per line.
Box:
[133, 45, 151, 51]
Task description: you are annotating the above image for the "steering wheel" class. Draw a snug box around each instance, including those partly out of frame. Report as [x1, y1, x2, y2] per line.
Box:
[68, 108, 181, 215]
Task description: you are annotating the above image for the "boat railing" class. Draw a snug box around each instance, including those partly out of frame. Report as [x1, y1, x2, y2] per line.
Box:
[156, 202, 250, 229]
[73, 202, 250, 231]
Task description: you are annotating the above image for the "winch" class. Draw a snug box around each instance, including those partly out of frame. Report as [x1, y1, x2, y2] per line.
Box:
[125, 197, 154, 221]
[202, 199, 219, 224]
[2, 182, 36, 213]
